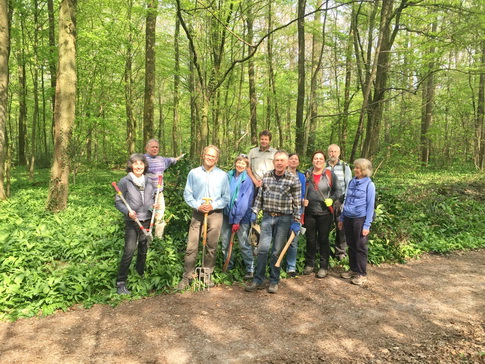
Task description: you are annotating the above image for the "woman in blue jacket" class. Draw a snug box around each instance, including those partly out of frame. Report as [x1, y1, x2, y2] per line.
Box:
[221, 154, 255, 279]
[338, 158, 376, 285]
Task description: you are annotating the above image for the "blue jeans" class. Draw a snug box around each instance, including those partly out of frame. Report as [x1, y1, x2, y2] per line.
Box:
[286, 231, 299, 272]
[254, 213, 292, 285]
[220, 215, 254, 273]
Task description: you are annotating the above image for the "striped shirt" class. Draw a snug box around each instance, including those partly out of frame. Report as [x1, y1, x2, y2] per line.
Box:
[252, 170, 301, 221]
[325, 160, 352, 196]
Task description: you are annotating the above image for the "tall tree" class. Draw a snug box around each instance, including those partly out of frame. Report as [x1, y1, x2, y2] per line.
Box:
[477, 41, 485, 169]
[46, 0, 77, 212]
[295, 0, 306, 155]
[143, 0, 157, 145]
[419, 21, 437, 166]
[124, 0, 136, 155]
[172, 15, 181, 156]
[0, 0, 10, 199]
[247, 3, 257, 145]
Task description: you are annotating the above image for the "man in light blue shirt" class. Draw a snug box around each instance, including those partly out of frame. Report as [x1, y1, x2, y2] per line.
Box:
[177, 145, 230, 290]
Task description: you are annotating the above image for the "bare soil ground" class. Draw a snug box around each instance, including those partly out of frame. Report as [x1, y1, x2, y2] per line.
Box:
[0, 249, 484, 364]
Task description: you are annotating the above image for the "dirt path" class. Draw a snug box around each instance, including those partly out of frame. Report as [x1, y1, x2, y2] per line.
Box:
[1, 250, 484, 364]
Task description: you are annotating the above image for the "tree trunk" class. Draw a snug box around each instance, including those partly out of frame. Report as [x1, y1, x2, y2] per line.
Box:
[420, 21, 437, 166]
[295, 0, 306, 155]
[143, 0, 157, 145]
[172, 16, 181, 156]
[47, 0, 56, 142]
[29, 1, 40, 180]
[124, 0, 136, 155]
[0, 0, 10, 199]
[307, 0, 327, 157]
[46, 0, 77, 213]
[247, 5, 257, 146]
[477, 42, 485, 170]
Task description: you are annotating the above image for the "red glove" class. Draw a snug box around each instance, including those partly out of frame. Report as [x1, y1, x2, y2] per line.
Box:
[232, 224, 240, 233]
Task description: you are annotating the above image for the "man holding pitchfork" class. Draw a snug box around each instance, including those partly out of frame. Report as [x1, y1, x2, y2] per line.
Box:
[177, 145, 230, 290]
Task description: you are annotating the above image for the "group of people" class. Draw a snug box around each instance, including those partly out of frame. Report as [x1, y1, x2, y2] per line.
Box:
[113, 130, 376, 295]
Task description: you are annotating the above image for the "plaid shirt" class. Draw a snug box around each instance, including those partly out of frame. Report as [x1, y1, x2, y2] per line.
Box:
[252, 170, 301, 222]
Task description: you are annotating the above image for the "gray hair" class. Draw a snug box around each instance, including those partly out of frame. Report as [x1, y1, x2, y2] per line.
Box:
[353, 158, 373, 177]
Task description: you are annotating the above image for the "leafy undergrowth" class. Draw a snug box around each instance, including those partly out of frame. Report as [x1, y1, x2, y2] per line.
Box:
[1, 165, 484, 321]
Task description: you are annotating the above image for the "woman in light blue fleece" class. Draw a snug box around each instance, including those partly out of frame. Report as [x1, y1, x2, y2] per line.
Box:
[338, 158, 375, 285]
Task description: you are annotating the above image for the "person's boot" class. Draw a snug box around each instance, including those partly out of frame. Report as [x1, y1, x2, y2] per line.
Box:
[116, 282, 131, 295]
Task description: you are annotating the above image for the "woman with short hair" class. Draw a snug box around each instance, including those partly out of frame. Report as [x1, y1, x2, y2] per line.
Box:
[220, 154, 255, 279]
[338, 158, 376, 285]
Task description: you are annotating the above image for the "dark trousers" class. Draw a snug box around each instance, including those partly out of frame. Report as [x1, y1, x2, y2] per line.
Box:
[117, 219, 149, 283]
[332, 199, 347, 257]
[304, 213, 333, 269]
[343, 216, 368, 276]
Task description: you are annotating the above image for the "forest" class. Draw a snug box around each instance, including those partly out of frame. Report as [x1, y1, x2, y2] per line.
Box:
[0, 0, 483, 207]
[0, 0, 484, 322]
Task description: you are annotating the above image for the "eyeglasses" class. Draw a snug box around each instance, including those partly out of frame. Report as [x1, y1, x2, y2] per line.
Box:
[204, 154, 218, 160]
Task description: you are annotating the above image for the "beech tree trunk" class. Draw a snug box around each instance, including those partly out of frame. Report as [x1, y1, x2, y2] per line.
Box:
[0, 0, 10, 199]
[295, 0, 306, 155]
[46, 0, 77, 212]
[143, 0, 157, 145]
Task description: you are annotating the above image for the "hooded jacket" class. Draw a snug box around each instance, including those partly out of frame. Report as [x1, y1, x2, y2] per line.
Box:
[115, 174, 156, 222]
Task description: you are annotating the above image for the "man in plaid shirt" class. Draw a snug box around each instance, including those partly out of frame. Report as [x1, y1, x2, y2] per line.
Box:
[245, 150, 301, 294]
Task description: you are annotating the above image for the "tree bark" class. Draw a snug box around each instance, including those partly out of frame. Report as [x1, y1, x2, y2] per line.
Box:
[295, 0, 306, 155]
[247, 4, 258, 146]
[46, 0, 77, 212]
[420, 21, 437, 166]
[124, 0, 136, 155]
[47, 0, 56, 142]
[143, 0, 157, 145]
[477, 41, 485, 170]
[0, 0, 10, 199]
[172, 16, 181, 156]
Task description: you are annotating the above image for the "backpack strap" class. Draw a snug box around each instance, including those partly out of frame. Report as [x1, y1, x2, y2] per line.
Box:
[325, 169, 332, 188]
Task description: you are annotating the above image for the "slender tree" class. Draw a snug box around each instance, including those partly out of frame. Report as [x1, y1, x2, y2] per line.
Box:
[0, 0, 10, 199]
[46, 0, 77, 212]
[295, 0, 306, 155]
[143, 0, 157, 145]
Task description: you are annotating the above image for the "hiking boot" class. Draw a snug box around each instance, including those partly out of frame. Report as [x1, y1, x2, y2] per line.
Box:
[177, 277, 191, 291]
[316, 269, 328, 278]
[287, 271, 297, 278]
[267, 283, 278, 294]
[116, 282, 131, 295]
[245, 281, 265, 292]
[303, 266, 314, 275]
[244, 271, 254, 280]
[341, 270, 358, 279]
[351, 275, 368, 285]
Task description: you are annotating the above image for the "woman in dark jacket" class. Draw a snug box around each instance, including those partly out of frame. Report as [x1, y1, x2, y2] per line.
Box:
[114, 153, 158, 295]
[303, 151, 341, 278]
[220, 154, 255, 279]
[338, 158, 375, 285]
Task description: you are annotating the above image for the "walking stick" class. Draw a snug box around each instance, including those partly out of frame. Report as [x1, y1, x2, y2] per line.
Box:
[223, 231, 236, 272]
[111, 182, 152, 243]
[195, 197, 212, 290]
[147, 175, 163, 238]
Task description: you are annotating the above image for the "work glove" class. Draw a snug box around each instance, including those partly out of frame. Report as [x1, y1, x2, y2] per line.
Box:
[251, 213, 257, 224]
[290, 221, 301, 234]
[232, 224, 240, 233]
[324, 198, 333, 207]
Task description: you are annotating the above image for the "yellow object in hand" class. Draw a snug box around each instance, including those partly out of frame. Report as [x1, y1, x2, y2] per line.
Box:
[324, 198, 333, 207]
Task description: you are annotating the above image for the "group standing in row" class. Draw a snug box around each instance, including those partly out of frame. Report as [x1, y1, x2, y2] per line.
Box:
[113, 131, 376, 295]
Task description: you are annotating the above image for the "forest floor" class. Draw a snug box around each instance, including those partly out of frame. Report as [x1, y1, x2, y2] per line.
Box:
[0, 249, 484, 364]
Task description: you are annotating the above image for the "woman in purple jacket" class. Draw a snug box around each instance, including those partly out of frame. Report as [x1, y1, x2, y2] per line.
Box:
[220, 154, 255, 279]
[338, 158, 376, 285]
